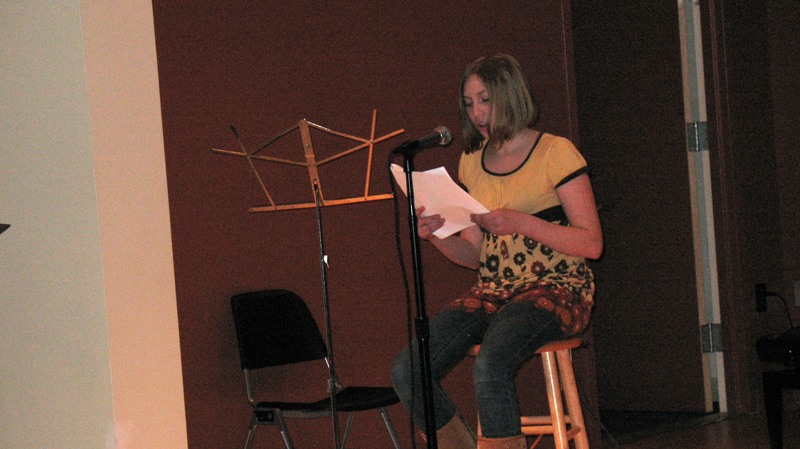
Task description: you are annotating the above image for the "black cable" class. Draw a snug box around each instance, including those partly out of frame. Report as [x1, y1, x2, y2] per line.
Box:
[770, 292, 795, 330]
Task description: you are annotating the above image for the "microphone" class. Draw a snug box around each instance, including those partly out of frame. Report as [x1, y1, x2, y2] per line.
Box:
[393, 126, 453, 155]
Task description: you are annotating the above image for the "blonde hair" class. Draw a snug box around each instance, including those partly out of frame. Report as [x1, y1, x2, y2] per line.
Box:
[458, 54, 539, 152]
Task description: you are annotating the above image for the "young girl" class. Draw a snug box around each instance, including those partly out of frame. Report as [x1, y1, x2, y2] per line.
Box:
[391, 54, 603, 449]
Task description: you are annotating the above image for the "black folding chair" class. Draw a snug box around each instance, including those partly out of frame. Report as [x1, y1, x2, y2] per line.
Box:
[231, 289, 403, 449]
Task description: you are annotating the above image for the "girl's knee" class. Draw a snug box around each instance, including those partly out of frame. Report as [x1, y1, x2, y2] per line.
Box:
[472, 352, 513, 385]
[472, 354, 492, 384]
[390, 349, 413, 393]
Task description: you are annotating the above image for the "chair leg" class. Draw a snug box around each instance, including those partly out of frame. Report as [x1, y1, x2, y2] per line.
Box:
[542, 351, 569, 449]
[763, 371, 785, 449]
[245, 410, 296, 449]
[338, 413, 355, 449]
[336, 409, 402, 449]
[379, 407, 404, 449]
[243, 418, 256, 449]
[274, 411, 296, 449]
[556, 348, 589, 449]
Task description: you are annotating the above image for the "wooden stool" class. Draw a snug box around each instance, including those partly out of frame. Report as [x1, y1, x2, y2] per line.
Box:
[468, 338, 590, 449]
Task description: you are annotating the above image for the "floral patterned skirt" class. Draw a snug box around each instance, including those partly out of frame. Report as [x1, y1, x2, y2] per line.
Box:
[445, 272, 595, 337]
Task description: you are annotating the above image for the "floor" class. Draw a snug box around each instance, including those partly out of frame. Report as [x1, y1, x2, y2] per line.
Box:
[600, 410, 716, 447]
[599, 410, 799, 449]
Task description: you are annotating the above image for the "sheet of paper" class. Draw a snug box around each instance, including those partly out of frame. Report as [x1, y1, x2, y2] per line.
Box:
[391, 164, 489, 238]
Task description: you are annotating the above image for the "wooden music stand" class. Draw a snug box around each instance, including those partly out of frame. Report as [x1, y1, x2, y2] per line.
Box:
[212, 110, 403, 212]
[213, 110, 404, 449]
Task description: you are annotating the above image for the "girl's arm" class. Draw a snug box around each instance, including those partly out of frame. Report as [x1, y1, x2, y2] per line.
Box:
[470, 173, 603, 259]
[417, 207, 483, 269]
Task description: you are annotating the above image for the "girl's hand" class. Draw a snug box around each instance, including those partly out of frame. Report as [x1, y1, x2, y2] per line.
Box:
[471, 208, 524, 236]
[416, 206, 445, 240]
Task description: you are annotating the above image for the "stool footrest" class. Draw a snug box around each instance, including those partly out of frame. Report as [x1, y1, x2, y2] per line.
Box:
[520, 416, 573, 426]
[520, 423, 582, 437]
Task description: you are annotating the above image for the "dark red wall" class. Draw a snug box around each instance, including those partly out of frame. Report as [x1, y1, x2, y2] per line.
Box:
[152, 2, 593, 448]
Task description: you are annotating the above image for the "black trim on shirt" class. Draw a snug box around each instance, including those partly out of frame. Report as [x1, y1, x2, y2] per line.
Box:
[556, 166, 588, 188]
[533, 205, 568, 223]
[481, 132, 545, 176]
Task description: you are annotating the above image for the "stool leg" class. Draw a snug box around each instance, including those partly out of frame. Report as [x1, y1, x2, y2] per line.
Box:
[542, 351, 569, 449]
[557, 349, 590, 449]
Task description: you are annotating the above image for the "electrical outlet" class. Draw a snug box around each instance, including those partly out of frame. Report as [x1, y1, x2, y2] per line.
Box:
[756, 283, 768, 312]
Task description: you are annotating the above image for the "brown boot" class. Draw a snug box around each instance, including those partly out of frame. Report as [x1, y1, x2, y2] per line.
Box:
[477, 434, 527, 449]
[435, 414, 476, 449]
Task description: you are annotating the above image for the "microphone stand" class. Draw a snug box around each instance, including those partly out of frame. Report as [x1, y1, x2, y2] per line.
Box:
[313, 180, 342, 449]
[395, 150, 438, 449]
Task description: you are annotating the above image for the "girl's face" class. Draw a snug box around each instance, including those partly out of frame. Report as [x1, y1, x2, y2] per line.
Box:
[463, 74, 492, 139]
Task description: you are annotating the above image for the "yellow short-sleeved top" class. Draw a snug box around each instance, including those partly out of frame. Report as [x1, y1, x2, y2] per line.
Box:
[459, 132, 588, 218]
[454, 132, 595, 335]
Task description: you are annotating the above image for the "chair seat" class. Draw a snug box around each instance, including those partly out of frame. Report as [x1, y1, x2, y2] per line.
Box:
[257, 386, 400, 413]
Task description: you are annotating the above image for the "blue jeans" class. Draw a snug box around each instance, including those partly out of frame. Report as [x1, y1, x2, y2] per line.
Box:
[390, 301, 565, 438]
